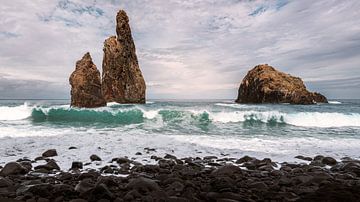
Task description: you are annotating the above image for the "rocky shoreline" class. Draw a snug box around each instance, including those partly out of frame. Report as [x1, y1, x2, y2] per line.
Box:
[0, 149, 359, 202]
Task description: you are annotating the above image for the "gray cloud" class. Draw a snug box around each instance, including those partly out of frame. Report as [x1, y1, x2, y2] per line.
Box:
[0, 0, 359, 99]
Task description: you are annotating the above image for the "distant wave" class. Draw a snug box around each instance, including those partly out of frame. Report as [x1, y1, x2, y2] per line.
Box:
[328, 101, 342, 104]
[1, 103, 360, 127]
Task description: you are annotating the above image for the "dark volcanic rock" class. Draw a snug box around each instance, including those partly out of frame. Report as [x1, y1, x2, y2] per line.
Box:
[69, 52, 106, 108]
[235, 64, 328, 104]
[0, 162, 27, 176]
[42, 149, 58, 158]
[90, 154, 102, 161]
[71, 162, 83, 170]
[34, 160, 60, 171]
[101, 10, 146, 104]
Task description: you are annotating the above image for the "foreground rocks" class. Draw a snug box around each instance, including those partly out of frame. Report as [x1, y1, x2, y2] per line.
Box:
[0, 151, 360, 201]
[236, 64, 328, 104]
[69, 53, 106, 108]
[102, 10, 146, 104]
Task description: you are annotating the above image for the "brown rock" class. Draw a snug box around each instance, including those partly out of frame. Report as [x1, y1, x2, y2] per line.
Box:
[235, 64, 327, 104]
[70, 52, 106, 108]
[42, 149, 58, 157]
[0, 162, 27, 176]
[102, 10, 146, 104]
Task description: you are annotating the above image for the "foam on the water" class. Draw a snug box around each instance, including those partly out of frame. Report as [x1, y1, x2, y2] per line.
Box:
[1, 103, 360, 128]
[0, 103, 32, 121]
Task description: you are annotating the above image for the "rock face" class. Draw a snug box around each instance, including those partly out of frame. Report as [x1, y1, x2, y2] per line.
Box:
[70, 53, 106, 108]
[102, 10, 146, 103]
[236, 64, 327, 104]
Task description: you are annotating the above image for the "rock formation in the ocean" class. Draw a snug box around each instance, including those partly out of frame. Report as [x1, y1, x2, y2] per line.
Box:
[69, 53, 106, 108]
[102, 10, 146, 103]
[236, 64, 328, 104]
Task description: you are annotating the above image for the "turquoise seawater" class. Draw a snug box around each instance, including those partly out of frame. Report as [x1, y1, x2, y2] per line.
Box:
[0, 99, 360, 137]
[0, 99, 360, 166]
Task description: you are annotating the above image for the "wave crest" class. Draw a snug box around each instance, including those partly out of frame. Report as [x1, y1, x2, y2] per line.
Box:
[0, 103, 359, 128]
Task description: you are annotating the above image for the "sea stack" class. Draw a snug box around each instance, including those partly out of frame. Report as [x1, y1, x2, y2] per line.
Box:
[236, 64, 327, 104]
[69, 53, 106, 108]
[102, 10, 146, 103]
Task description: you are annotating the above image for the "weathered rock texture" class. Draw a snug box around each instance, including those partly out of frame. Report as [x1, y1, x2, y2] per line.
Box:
[69, 53, 106, 108]
[102, 10, 146, 103]
[236, 64, 327, 104]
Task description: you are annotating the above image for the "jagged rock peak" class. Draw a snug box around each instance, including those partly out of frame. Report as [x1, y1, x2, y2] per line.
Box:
[236, 64, 328, 104]
[101, 9, 146, 104]
[70, 52, 106, 108]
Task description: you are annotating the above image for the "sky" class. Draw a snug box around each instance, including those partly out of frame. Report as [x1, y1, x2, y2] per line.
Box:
[0, 0, 359, 99]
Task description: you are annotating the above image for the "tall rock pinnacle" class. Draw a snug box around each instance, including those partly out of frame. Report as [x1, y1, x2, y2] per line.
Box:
[102, 10, 146, 103]
[69, 53, 106, 108]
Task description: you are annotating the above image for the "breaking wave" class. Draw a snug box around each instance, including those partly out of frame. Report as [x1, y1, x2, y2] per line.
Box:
[0, 103, 360, 128]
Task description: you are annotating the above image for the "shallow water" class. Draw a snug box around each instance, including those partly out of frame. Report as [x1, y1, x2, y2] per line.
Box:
[0, 99, 359, 168]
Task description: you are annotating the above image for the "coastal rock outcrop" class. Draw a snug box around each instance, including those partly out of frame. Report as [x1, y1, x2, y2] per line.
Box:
[236, 64, 327, 104]
[69, 53, 106, 108]
[102, 10, 146, 104]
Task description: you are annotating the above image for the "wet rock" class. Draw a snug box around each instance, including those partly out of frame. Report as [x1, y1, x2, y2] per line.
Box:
[34, 160, 60, 171]
[19, 161, 32, 173]
[249, 182, 268, 190]
[322, 156, 337, 166]
[164, 154, 177, 160]
[102, 10, 146, 104]
[69, 199, 88, 202]
[236, 64, 327, 104]
[295, 155, 313, 161]
[235, 155, 254, 164]
[126, 177, 160, 192]
[115, 157, 131, 165]
[68, 146, 77, 150]
[42, 149, 58, 158]
[313, 155, 325, 161]
[87, 183, 114, 201]
[90, 154, 102, 161]
[16, 183, 53, 197]
[211, 164, 242, 177]
[203, 156, 218, 160]
[0, 162, 27, 176]
[71, 162, 83, 170]
[75, 178, 95, 194]
[135, 152, 142, 155]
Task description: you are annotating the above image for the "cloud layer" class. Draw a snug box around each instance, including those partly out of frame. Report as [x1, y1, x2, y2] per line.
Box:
[1, 0, 359, 99]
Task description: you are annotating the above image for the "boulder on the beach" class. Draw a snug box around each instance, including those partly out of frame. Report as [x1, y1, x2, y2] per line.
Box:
[69, 52, 106, 108]
[90, 154, 102, 161]
[236, 64, 328, 104]
[0, 162, 27, 176]
[42, 149, 58, 157]
[101, 10, 146, 104]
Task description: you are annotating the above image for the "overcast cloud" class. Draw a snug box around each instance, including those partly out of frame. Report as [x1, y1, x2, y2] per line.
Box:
[0, 0, 359, 99]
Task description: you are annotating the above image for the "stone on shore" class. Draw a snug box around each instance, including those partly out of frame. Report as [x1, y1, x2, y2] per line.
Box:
[236, 64, 328, 104]
[0, 162, 27, 176]
[101, 10, 146, 104]
[42, 149, 58, 158]
[90, 154, 102, 161]
[69, 52, 106, 108]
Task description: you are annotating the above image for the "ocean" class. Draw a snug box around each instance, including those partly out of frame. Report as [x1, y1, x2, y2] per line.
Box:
[0, 99, 360, 169]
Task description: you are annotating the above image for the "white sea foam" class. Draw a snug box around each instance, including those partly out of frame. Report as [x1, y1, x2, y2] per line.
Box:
[0, 103, 33, 121]
[328, 101, 342, 104]
[285, 112, 360, 127]
[141, 109, 159, 119]
[214, 103, 259, 109]
[1, 103, 360, 128]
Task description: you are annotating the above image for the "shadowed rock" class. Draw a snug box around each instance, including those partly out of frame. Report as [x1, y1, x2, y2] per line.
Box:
[236, 64, 328, 104]
[70, 53, 106, 108]
[102, 10, 146, 104]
